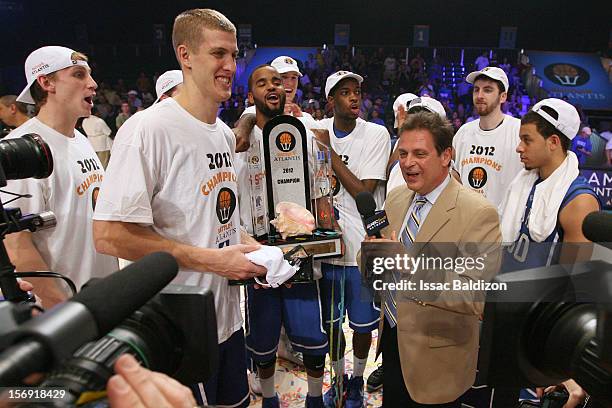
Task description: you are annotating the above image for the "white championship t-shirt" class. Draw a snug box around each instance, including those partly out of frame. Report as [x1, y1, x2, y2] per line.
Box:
[318, 118, 390, 266]
[2, 118, 118, 289]
[94, 98, 242, 344]
[386, 144, 405, 195]
[453, 114, 523, 208]
[82, 115, 113, 152]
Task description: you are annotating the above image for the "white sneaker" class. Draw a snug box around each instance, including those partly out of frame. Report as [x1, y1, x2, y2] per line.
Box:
[248, 370, 262, 395]
[277, 335, 303, 366]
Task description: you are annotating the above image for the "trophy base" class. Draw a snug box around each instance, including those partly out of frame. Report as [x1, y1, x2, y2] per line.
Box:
[228, 230, 342, 286]
[264, 229, 343, 260]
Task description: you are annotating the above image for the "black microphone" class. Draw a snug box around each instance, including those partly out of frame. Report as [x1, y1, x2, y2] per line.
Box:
[582, 211, 612, 249]
[356, 191, 389, 238]
[0, 252, 178, 385]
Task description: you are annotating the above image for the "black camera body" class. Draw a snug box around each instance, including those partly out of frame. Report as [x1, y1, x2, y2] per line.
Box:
[478, 261, 612, 406]
[37, 284, 218, 407]
[0, 133, 55, 302]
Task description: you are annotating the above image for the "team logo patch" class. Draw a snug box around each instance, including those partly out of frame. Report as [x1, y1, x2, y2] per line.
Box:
[215, 187, 237, 224]
[275, 132, 296, 152]
[284, 57, 294, 65]
[544, 63, 589, 87]
[468, 167, 488, 189]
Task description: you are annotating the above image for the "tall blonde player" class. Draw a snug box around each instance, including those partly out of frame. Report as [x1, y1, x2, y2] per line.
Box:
[93, 9, 265, 407]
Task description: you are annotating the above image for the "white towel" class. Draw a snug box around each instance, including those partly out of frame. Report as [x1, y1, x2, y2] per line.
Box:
[246, 245, 297, 288]
[499, 152, 579, 243]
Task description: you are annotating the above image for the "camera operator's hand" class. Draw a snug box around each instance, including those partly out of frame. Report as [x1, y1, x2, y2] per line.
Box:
[14, 278, 43, 311]
[537, 379, 588, 408]
[17, 278, 34, 292]
[108, 354, 196, 408]
[363, 230, 398, 243]
[206, 244, 267, 281]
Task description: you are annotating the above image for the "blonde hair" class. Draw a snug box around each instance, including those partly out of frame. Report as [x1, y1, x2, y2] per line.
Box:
[172, 8, 236, 62]
[30, 51, 89, 108]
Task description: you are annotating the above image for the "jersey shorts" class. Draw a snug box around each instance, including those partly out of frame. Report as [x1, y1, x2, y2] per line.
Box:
[194, 329, 249, 408]
[320, 263, 380, 333]
[245, 281, 328, 362]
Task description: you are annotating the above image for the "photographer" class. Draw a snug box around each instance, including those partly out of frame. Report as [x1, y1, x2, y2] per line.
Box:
[1, 46, 118, 307]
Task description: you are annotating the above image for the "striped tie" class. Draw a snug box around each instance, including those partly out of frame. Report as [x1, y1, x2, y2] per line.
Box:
[384, 196, 428, 327]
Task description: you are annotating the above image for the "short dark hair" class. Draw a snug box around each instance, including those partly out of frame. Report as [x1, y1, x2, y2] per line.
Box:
[473, 74, 505, 94]
[0, 95, 28, 115]
[399, 111, 453, 155]
[521, 106, 571, 152]
[248, 64, 273, 92]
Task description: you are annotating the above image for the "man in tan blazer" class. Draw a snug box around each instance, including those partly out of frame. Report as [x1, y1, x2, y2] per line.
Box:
[365, 111, 501, 407]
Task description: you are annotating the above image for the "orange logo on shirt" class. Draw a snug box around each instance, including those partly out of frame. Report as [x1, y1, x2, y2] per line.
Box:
[76, 172, 103, 196]
[216, 187, 237, 224]
[201, 171, 237, 196]
[461, 157, 502, 172]
[468, 167, 488, 189]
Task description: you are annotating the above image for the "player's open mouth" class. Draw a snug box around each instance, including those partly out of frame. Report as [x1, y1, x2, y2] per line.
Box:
[84, 96, 93, 106]
[266, 93, 280, 102]
[216, 76, 231, 87]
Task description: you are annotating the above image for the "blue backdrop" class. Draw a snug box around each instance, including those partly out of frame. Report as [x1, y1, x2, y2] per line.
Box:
[529, 51, 612, 110]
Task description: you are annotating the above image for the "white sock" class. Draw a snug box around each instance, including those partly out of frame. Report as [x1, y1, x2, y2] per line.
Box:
[331, 357, 345, 378]
[307, 375, 323, 397]
[353, 356, 367, 378]
[260, 374, 276, 399]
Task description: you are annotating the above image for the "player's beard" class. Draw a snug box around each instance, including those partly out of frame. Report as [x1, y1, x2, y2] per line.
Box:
[255, 92, 286, 119]
[475, 95, 502, 117]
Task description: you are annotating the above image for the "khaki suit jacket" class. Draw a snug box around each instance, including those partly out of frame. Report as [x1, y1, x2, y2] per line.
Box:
[377, 178, 501, 404]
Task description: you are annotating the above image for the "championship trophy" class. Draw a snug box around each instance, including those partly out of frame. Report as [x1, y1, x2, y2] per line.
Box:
[233, 115, 343, 285]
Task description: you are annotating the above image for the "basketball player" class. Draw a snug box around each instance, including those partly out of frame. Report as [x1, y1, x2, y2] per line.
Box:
[453, 67, 523, 208]
[93, 9, 266, 407]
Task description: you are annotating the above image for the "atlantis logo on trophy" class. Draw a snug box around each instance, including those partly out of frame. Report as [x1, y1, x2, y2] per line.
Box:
[276, 132, 297, 152]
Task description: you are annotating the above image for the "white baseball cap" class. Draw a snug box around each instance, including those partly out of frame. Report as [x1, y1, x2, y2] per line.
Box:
[325, 70, 364, 98]
[408, 96, 447, 119]
[465, 66, 509, 93]
[17, 46, 90, 104]
[531, 98, 580, 140]
[154, 70, 183, 103]
[392, 93, 418, 128]
[271, 56, 302, 76]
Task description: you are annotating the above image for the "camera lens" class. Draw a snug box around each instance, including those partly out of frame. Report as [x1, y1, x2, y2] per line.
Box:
[0, 133, 53, 180]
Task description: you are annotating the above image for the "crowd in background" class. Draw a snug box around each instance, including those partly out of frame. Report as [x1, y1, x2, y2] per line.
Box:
[0, 46, 605, 156]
